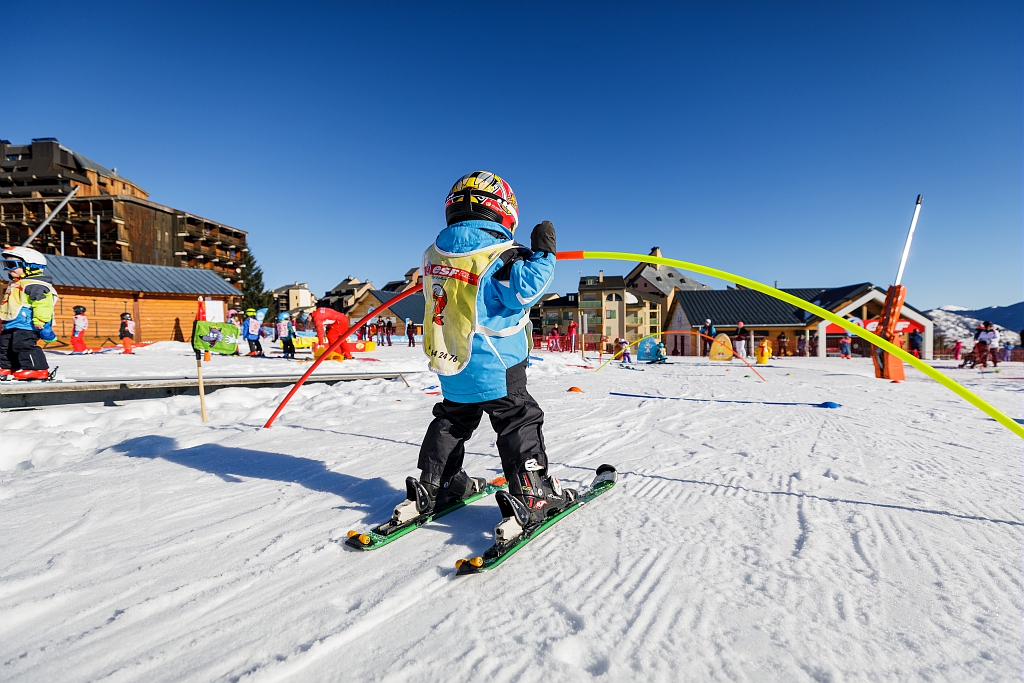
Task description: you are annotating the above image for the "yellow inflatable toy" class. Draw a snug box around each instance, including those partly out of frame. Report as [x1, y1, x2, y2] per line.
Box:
[709, 333, 734, 361]
[755, 339, 772, 365]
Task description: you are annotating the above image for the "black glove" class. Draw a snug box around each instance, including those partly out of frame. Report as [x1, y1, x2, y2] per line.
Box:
[530, 221, 556, 255]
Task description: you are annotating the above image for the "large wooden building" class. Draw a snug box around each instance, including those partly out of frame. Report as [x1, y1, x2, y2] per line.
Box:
[1, 255, 241, 346]
[0, 138, 247, 286]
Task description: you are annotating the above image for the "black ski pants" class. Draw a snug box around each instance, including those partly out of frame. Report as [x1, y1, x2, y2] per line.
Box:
[418, 361, 547, 487]
[281, 338, 295, 358]
[0, 328, 48, 371]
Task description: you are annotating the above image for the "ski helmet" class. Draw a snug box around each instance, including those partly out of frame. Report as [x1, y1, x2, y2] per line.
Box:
[277, 312, 291, 321]
[445, 171, 518, 234]
[120, 312, 132, 320]
[73, 305, 87, 315]
[245, 308, 256, 316]
[2, 246, 47, 273]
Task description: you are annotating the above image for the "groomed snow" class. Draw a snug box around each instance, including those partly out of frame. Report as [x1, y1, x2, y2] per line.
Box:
[1, 345, 1021, 681]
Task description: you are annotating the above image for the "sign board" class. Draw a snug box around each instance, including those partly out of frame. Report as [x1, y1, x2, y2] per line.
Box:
[825, 318, 924, 335]
[192, 320, 241, 355]
[709, 333, 734, 361]
[205, 299, 225, 323]
[637, 337, 659, 361]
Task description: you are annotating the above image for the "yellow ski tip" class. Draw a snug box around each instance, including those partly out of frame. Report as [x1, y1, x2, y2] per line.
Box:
[455, 558, 466, 570]
[469, 556, 484, 568]
[346, 530, 359, 538]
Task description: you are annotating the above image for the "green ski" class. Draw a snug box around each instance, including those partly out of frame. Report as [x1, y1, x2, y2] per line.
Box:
[345, 476, 508, 550]
[455, 464, 618, 575]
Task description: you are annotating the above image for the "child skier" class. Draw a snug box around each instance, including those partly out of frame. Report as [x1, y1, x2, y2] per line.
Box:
[391, 171, 576, 545]
[650, 341, 668, 364]
[71, 305, 90, 353]
[312, 300, 354, 359]
[119, 312, 135, 354]
[277, 312, 296, 359]
[242, 308, 263, 356]
[618, 338, 632, 363]
[1, 246, 57, 380]
[839, 335, 852, 359]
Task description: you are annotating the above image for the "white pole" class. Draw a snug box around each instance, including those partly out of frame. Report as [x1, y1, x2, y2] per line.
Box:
[96, 215, 101, 260]
[894, 195, 923, 286]
[60, 231, 64, 256]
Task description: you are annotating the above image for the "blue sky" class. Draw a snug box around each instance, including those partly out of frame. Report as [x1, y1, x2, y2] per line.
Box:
[4, 2, 1021, 309]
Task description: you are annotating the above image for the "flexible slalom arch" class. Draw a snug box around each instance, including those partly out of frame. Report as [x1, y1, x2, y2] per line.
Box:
[558, 250, 1024, 440]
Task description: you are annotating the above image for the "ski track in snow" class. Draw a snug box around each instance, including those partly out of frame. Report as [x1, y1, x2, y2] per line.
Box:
[1, 344, 1021, 682]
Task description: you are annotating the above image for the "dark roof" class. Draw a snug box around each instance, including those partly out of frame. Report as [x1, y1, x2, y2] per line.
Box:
[674, 282, 929, 327]
[1, 255, 239, 296]
[579, 275, 626, 290]
[67, 147, 134, 183]
[675, 289, 807, 327]
[541, 293, 578, 308]
[368, 290, 425, 324]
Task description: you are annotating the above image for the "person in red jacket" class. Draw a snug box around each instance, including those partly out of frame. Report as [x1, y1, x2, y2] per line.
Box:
[312, 300, 354, 359]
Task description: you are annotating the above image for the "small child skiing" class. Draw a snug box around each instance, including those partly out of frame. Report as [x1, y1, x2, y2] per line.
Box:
[71, 305, 90, 353]
[119, 312, 135, 354]
[649, 341, 668, 364]
[839, 335, 852, 359]
[1, 246, 57, 380]
[276, 312, 296, 359]
[242, 308, 263, 356]
[618, 338, 632, 363]
[391, 171, 576, 545]
[953, 339, 963, 361]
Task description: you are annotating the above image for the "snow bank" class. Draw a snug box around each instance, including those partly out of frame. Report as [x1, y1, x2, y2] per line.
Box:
[1, 348, 1020, 681]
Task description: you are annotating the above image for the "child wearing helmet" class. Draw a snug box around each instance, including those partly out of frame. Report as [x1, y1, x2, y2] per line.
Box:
[276, 312, 296, 359]
[390, 171, 576, 546]
[242, 308, 263, 356]
[650, 341, 668, 364]
[1, 246, 57, 380]
[70, 305, 90, 353]
[119, 312, 136, 354]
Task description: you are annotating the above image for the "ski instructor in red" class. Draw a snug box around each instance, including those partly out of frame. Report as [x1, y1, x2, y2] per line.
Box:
[391, 171, 577, 545]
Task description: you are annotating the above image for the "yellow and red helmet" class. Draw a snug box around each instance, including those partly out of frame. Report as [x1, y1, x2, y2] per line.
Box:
[444, 171, 519, 234]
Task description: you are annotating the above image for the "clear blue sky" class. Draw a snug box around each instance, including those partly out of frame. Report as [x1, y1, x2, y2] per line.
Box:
[5, 2, 1021, 309]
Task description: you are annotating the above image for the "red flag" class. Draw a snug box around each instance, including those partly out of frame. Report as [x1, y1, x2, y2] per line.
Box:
[196, 296, 206, 321]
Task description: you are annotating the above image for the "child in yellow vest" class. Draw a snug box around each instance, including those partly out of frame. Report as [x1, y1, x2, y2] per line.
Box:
[391, 171, 577, 545]
[1, 246, 56, 380]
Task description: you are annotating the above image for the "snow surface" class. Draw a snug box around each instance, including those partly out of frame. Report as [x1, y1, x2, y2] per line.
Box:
[1, 345, 1021, 682]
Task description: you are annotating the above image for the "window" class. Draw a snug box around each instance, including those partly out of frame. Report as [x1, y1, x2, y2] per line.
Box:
[606, 310, 616, 319]
[606, 293, 622, 302]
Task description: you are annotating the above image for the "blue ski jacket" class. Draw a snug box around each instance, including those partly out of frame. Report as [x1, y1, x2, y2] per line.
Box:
[433, 220, 555, 403]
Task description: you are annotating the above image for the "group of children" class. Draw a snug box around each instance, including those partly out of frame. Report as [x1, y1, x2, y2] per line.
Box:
[2, 245, 139, 382]
[68, 307, 136, 355]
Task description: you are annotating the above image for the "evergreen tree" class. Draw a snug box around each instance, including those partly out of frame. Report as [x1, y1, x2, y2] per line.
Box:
[238, 248, 274, 311]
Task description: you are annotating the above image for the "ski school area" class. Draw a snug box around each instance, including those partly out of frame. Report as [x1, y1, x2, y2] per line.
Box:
[1, 333, 1021, 681]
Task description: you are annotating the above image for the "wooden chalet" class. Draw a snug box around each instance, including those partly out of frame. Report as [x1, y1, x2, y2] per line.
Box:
[1, 255, 240, 347]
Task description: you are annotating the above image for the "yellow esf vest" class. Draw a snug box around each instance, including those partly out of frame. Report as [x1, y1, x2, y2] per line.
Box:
[422, 241, 521, 375]
[0, 277, 57, 323]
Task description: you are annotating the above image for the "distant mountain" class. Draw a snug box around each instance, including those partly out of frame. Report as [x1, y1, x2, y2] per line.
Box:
[957, 302, 1023, 332]
[925, 304, 1021, 350]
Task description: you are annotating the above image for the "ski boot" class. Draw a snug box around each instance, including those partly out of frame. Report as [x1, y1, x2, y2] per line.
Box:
[0, 368, 11, 380]
[13, 369, 50, 381]
[391, 470, 486, 526]
[493, 463, 577, 545]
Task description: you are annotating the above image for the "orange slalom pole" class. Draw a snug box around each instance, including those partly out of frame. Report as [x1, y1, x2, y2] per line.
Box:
[262, 284, 424, 429]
